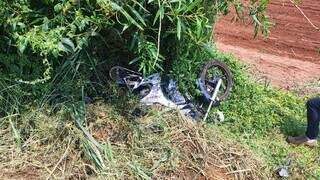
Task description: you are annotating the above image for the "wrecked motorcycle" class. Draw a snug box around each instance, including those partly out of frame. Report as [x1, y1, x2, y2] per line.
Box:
[109, 60, 233, 121]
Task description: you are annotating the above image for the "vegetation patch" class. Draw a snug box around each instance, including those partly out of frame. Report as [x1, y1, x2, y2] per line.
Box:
[1, 0, 318, 179]
[0, 100, 267, 179]
[211, 51, 320, 178]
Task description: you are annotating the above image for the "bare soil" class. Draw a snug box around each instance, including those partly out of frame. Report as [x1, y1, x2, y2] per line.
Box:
[215, 0, 320, 90]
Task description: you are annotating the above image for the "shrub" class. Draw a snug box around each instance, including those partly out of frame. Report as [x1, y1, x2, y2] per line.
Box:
[0, 0, 271, 115]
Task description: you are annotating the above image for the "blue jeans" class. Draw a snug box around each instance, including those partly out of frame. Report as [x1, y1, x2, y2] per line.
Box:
[306, 97, 320, 139]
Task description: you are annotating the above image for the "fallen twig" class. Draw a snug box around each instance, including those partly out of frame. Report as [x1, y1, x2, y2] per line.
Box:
[226, 168, 252, 175]
[289, 0, 320, 31]
[46, 139, 71, 180]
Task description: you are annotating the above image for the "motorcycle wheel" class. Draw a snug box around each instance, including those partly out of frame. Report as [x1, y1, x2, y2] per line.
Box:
[199, 60, 233, 102]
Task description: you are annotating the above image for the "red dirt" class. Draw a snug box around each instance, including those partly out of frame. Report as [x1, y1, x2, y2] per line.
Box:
[203, 166, 232, 180]
[215, 0, 320, 90]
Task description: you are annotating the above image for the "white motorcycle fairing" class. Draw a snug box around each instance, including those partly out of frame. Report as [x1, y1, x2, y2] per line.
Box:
[136, 73, 196, 118]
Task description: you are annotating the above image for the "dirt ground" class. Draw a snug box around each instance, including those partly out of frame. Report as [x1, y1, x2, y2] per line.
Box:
[215, 0, 320, 91]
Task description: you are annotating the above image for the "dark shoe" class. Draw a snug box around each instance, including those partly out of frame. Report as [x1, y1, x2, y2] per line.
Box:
[286, 135, 317, 147]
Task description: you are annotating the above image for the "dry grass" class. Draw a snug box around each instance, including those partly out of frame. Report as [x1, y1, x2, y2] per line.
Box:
[0, 112, 89, 179]
[0, 101, 269, 179]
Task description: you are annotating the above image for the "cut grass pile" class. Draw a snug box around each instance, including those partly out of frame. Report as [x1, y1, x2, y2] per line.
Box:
[0, 100, 267, 179]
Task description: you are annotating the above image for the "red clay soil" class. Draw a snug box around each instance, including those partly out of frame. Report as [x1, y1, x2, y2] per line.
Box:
[215, 0, 320, 89]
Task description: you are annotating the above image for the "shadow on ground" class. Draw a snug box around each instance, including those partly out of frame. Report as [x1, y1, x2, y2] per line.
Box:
[279, 117, 306, 137]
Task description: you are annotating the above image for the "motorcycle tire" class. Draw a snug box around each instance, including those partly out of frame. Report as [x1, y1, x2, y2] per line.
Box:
[199, 60, 233, 102]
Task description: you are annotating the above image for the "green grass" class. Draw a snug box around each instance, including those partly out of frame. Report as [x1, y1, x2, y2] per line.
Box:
[211, 50, 320, 178]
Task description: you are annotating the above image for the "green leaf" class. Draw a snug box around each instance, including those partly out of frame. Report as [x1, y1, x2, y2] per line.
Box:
[186, 0, 201, 11]
[18, 36, 29, 54]
[159, 5, 164, 19]
[110, 2, 121, 11]
[111, 2, 143, 30]
[59, 38, 75, 53]
[170, 0, 182, 3]
[122, 24, 129, 32]
[196, 17, 202, 38]
[53, 3, 63, 12]
[127, 5, 146, 26]
[153, 12, 159, 25]
[129, 57, 140, 64]
[153, 4, 164, 25]
[177, 17, 181, 40]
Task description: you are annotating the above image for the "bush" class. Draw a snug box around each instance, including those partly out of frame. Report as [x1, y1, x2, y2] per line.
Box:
[0, 0, 271, 111]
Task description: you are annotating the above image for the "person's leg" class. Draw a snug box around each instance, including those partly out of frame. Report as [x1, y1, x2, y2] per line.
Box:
[305, 97, 320, 139]
[286, 97, 320, 147]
